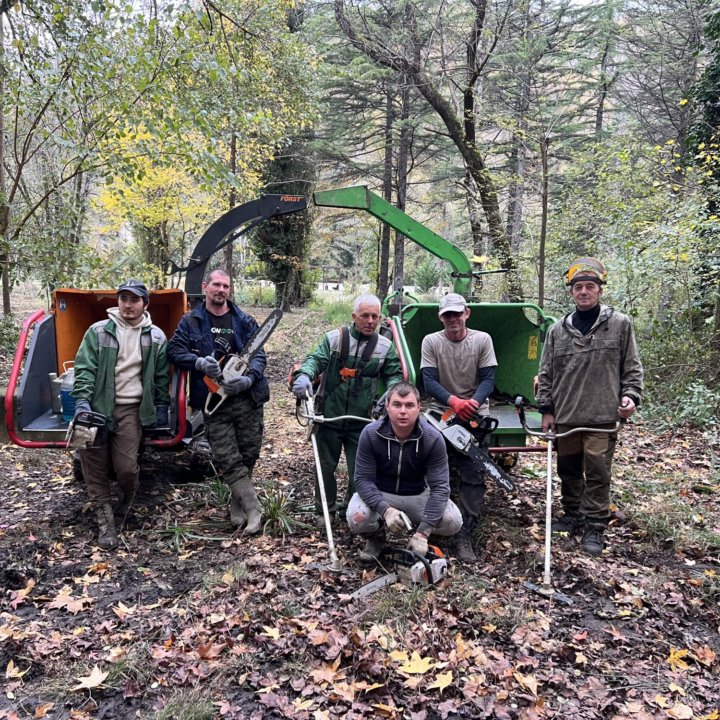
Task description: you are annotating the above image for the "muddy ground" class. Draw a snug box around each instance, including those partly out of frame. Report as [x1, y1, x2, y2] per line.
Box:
[1, 307, 719, 719]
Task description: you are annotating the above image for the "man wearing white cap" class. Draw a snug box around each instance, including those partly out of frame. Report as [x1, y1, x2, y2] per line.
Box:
[420, 293, 497, 562]
[536, 257, 643, 556]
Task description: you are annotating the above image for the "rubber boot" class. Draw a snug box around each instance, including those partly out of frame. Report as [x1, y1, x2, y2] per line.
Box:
[96, 503, 118, 549]
[229, 477, 263, 535]
[229, 495, 247, 530]
[359, 529, 386, 563]
[454, 519, 477, 563]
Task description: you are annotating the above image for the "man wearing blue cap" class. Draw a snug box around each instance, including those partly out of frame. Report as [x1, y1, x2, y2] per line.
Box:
[72, 279, 170, 549]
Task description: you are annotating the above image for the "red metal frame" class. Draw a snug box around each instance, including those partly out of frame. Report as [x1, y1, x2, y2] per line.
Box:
[5, 309, 188, 449]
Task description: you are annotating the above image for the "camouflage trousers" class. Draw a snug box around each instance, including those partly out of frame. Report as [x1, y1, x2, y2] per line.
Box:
[556, 423, 618, 525]
[204, 394, 264, 488]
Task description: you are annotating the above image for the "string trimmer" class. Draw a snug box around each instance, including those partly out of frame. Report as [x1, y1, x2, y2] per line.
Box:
[515, 398, 620, 606]
[296, 392, 372, 573]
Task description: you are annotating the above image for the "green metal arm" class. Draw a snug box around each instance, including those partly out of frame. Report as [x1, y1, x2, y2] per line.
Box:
[313, 185, 473, 298]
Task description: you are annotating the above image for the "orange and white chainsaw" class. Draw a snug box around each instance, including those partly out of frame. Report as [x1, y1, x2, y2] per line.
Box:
[204, 308, 283, 415]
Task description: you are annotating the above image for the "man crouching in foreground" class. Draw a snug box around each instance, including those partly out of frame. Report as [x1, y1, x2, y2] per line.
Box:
[346, 382, 463, 562]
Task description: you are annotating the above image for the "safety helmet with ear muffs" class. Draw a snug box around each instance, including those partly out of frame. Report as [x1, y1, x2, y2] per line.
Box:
[564, 257, 607, 286]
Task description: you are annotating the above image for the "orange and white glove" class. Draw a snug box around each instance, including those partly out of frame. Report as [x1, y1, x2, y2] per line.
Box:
[448, 396, 480, 422]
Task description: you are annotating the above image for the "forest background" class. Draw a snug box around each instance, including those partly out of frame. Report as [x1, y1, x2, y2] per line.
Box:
[1, 0, 719, 426]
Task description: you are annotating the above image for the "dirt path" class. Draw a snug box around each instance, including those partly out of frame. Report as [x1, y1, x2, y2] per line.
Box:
[1, 308, 719, 719]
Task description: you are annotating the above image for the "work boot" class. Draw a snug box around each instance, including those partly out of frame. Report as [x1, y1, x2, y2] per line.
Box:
[454, 532, 477, 563]
[454, 516, 478, 563]
[581, 524, 605, 556]
[95, 504, 118, 549]
[115, 487, 137, 527]
[229, 477, 263, 535]
[551, 513, 584, 535]
[359, 530, 386, 563]
[229, 495, 247, 530]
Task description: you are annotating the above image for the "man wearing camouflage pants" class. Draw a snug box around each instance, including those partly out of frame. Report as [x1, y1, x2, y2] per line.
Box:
[168, 269, 269, 534]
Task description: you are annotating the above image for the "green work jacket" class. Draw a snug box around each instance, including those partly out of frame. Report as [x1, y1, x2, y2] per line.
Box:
[72, 317, 171, 431]
[296, 324, 403, 429]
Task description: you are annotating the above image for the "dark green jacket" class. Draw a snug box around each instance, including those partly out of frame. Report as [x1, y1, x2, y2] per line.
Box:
[72, 315, 170, 431]
[296, 325, 403, 428]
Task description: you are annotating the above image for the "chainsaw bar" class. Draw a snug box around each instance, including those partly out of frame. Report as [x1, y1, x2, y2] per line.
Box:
[425, 411, 515, 492]
[205, 308, 283, 415]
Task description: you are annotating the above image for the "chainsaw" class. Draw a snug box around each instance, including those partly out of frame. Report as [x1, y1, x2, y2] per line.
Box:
[66, 410, 107, 449]
[204, 308, 283, 415]
[350, 545, 448, 599]
[424, 409, 515, 492]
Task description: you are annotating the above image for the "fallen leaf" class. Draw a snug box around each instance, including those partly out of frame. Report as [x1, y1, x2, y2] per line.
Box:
[71, 665, 109, 691]
[667, 703, 693, 719]
[33, 703, 55, 718]
[427, 671, 453, 691]
[667, 647, 690, 672]
[260, 626, 281, 640]
[5, 660, 29, 679]
[513, 671, 539, 696]
[397, 651, 435, 675]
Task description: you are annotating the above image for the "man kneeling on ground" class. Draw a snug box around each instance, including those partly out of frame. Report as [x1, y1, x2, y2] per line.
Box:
[347, 381, 463, 562]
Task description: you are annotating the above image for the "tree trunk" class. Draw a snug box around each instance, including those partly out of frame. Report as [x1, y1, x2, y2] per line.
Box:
[0, 11, 9, 314]
[393, 75, 411, 292]
[379, 90, 393, 296]
[538, 136, 549, 309]
[225, 131, 237, 292]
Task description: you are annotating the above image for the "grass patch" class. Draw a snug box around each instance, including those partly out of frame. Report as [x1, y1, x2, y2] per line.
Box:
[261, 485, 307, 537]
[151, 687, 216, 720]
[627, 501, 720, 555]
[308, 298, 353, 327]
[105, 644, 154, 689]
[362, 583, 428, 627]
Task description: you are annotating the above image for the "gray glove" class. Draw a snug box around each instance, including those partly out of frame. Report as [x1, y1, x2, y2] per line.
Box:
[73, 398, 92, 420]
[292, 374, 313, 399]
[223, 374, 253, 396]
[383, 507, 409, 535]
[195, 355, 222, 378]
[407, 532, 428, 556]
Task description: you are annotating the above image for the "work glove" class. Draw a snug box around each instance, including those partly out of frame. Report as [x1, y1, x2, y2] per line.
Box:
[73, 399, 92, 420]
[383, 507, 409, 535]
[195, 355, 222, 379]
[223, 375, 253, 396]
[155, 405, 169, 428]
[448, 395, 480, 422]
[292, 373, 313, 399]
[407, 532, 428, 556]
[372, 390, 389, 419]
